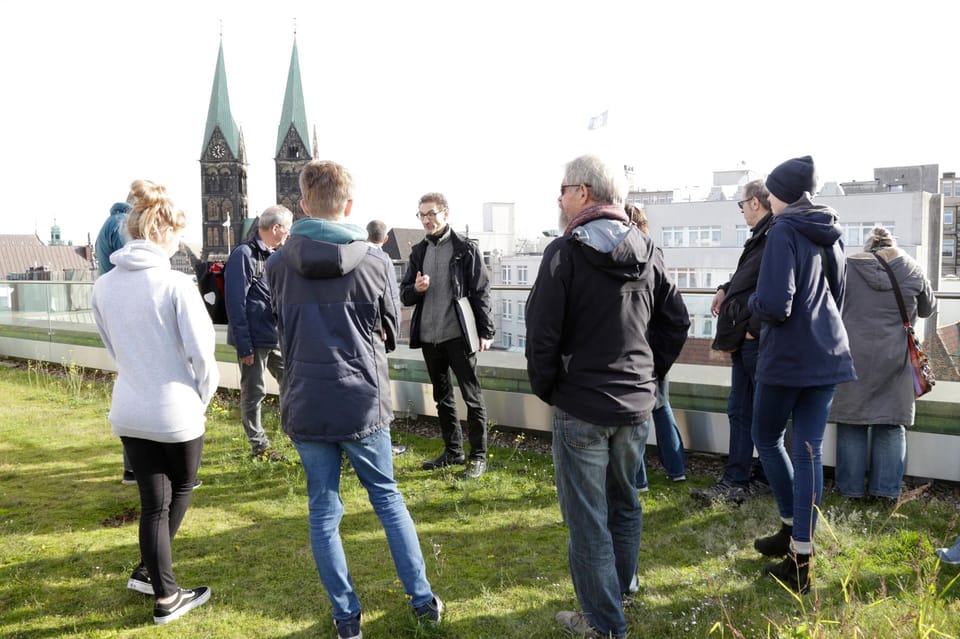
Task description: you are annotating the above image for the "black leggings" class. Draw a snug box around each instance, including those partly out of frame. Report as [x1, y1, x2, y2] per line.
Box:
[121, 435, 203, 598]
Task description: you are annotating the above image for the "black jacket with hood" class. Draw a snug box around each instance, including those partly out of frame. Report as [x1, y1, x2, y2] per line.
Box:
[525, 214, 690, 426]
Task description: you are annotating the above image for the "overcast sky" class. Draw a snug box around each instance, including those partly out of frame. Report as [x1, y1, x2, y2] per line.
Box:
[2, 0, 958, 246]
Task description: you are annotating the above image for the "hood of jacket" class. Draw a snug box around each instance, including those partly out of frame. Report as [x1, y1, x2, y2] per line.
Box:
[279, 234, 370, 280]
[570, 217, 651, 282]
[847, 246, 914, 293]
[109, 240, 171, 271]
[774, 195, 843, 247]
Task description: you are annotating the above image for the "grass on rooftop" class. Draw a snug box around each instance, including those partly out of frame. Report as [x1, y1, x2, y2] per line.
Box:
[2, 361, 960, 638]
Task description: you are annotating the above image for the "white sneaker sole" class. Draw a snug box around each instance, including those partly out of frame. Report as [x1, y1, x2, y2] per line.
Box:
[153, 587, 211, 625]
[126, 578, 154, 595]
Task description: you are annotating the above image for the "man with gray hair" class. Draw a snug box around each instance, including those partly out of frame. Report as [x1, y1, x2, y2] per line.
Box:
[526, 154, 689, 638]
[366, 218, 407, 457]
[225, 205, 293, 461]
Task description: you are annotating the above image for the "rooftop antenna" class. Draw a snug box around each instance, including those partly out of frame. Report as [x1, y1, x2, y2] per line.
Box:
[293, 17, 297, 37]
[219, 19, 223, 39]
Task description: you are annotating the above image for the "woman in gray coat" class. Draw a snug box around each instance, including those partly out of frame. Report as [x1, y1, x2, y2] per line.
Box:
[830, 227, 936, 499]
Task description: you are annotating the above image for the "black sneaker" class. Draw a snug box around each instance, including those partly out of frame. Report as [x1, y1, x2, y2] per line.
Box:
[691, 481, 748, 504]
[422, 451, 465, 471]
[748, 477, 772, 496]
[414, 595, 443, 623]
[127, 564, 154, 595]
[253, 447, 288, 462]
[121, 471, 137, 486]
[334, 612, 362, 639]
[463, 458, 486, 479]
[153, 586, 211, 625]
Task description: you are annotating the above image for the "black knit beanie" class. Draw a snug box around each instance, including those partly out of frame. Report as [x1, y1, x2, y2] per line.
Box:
[766, 156, 816, 205]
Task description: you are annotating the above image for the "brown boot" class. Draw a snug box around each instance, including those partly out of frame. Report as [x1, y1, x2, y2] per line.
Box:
[754, 522, 793, 557]
[763, 552, 811, 594]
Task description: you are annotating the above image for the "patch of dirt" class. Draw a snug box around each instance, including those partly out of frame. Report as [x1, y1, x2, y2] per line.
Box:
[101, 508, 139, 528]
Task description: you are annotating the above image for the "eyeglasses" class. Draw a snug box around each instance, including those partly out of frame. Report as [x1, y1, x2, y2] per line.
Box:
[560, 183, 591, 196]
[416, 209, 444, 219]
[737, 197, 754, 210]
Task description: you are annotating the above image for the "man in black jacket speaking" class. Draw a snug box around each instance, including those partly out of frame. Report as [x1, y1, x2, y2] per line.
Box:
[400, 193, 495, 480]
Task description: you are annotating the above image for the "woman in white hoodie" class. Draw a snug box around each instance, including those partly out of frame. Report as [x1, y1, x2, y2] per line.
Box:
[92, 179, 219, 625]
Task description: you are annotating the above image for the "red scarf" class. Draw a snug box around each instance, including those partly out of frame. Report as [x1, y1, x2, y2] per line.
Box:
[563, 204, 629, 236]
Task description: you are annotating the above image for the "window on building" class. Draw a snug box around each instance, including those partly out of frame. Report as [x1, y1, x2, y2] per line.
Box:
[503, 332, 513, 348]
[736, 225, 749, 245]
[844, 222, 896, 247]
[944, 239, 956, 259]
[662, 227, 685, 247]
[518, 335, 526, 349]
[517, 304, 525, 322]
[944, 180, 955, 197]
[945, 207, 955, 226]
[502, 299, 513, 319]
[517, 265, 528, 285]
[501, 265, 511, 284]
[690, 225, 721, 247]
[887, 184, 904, 193]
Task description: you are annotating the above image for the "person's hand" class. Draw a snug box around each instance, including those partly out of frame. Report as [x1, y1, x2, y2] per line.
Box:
[711, 289, 725, 316]
[479, 338, 493, 352]
[240, 354, 255, 366]
[415, 271, 430, 293]
[744, 331, 757, 340]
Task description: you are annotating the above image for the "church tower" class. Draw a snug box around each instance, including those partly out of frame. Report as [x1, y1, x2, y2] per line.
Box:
[200, 39, 248, 261]
[275, 37, 314, 218]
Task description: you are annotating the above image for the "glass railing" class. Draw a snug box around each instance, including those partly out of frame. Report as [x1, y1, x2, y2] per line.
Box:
[1, 280, 958, 480]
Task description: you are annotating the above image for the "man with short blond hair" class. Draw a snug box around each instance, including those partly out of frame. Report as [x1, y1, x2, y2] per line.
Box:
[267, 160, 442, 639]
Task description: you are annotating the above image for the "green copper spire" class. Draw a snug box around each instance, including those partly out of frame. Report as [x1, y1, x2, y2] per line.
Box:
[202, 40, 241, 158]
[276, 38, 310, 156]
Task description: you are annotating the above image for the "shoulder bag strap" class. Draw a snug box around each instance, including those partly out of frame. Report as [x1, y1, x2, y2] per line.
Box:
[873, 252, 910, 326]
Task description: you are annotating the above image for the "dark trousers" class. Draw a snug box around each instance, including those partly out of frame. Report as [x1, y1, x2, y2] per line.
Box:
[421, 338, 487, 460]
[122, 435, 204, 598]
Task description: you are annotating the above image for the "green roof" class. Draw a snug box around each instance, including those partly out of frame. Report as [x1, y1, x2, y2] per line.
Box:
[201, 40, 241, 158]
[275, 39, 311, 156]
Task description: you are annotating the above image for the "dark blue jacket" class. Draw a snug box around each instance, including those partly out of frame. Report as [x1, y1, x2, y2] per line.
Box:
[224, 236, 277, 358]
[525, 215, 689, 426]
[400, 229, 494, 350]
[266, 218, 400, 442]
[748, 196, 856, 387]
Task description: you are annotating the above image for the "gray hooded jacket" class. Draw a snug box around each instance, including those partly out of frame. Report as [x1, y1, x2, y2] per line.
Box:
[829, 247, 936, 426]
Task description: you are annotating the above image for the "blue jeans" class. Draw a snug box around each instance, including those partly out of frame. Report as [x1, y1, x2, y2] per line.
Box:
[292, 429, 434, 621]
[635, 378, 685, 486]
[240, 347, 284, 454]
[553, 409, 648, 639]
[752, 384, 836, 545]
[835, 423, 905, 499]
[723, 338, 759, 486]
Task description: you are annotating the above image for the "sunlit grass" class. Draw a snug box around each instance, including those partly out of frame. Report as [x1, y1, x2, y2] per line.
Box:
[1, 362, 960, 638]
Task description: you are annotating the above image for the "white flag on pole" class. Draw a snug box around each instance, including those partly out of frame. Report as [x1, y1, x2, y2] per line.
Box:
[222, 213, 231, 227]
[587, 110, 608, 130]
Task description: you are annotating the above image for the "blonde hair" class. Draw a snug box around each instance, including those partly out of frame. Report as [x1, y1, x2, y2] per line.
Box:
[865, 226, 897, 252]
[299, 160, 353, 218]
[126, 180, 187, 243]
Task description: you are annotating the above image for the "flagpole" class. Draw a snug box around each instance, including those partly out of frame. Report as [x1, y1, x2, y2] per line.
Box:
[223, 212, 232, 256]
